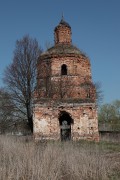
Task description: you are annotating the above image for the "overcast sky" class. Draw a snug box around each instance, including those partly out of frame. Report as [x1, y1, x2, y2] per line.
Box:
[0, 0, 120, 104]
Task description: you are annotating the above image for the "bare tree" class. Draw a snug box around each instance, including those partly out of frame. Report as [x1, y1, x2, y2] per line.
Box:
[0, 88, 14, 133]
[4, 35, 42, 132]
[98, 100, 120, 131]
[94, 81, 104, 107]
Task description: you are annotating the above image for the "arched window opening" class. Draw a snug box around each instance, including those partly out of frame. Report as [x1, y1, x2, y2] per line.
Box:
[87, 88, 91, 98]
[61, 64, 67, 75]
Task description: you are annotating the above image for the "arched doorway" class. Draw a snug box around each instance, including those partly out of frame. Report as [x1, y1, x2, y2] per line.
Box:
[59, 111, 73, 141]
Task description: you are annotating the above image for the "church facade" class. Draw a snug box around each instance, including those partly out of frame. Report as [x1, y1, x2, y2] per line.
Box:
[33, 17, 99, 141]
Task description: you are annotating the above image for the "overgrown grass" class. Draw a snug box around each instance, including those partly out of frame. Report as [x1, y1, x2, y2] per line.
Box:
[0, 135, 120, 180]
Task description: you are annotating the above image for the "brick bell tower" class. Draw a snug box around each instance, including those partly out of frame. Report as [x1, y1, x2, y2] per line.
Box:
[33, 17, 99, 141]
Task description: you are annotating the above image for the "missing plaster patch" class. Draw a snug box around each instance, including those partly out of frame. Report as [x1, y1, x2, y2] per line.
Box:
[39, 119, 48, 128]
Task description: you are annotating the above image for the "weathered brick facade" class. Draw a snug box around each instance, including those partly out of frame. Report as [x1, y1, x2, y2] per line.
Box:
[33, 17, 99, 141]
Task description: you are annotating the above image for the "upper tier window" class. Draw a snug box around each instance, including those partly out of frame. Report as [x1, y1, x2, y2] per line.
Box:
[61, 64, 67, 75]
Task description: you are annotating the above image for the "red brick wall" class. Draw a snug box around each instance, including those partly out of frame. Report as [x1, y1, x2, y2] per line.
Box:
[54, 26, 71, 44]
[36, 54, 96, 102]
[33, 103, 99, 141]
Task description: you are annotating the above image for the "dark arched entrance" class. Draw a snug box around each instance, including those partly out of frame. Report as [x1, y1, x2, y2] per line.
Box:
[59, 111, 73, 141]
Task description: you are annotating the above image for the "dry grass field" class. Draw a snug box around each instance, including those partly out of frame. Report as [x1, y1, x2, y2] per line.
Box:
[0, 135, 120, 180]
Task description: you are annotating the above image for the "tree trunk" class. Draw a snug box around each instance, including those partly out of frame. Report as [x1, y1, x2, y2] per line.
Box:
[26, 103, 33, 132]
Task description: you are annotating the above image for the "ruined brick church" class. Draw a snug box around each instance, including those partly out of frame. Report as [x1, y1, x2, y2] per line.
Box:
[33, 17, 99, 141]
